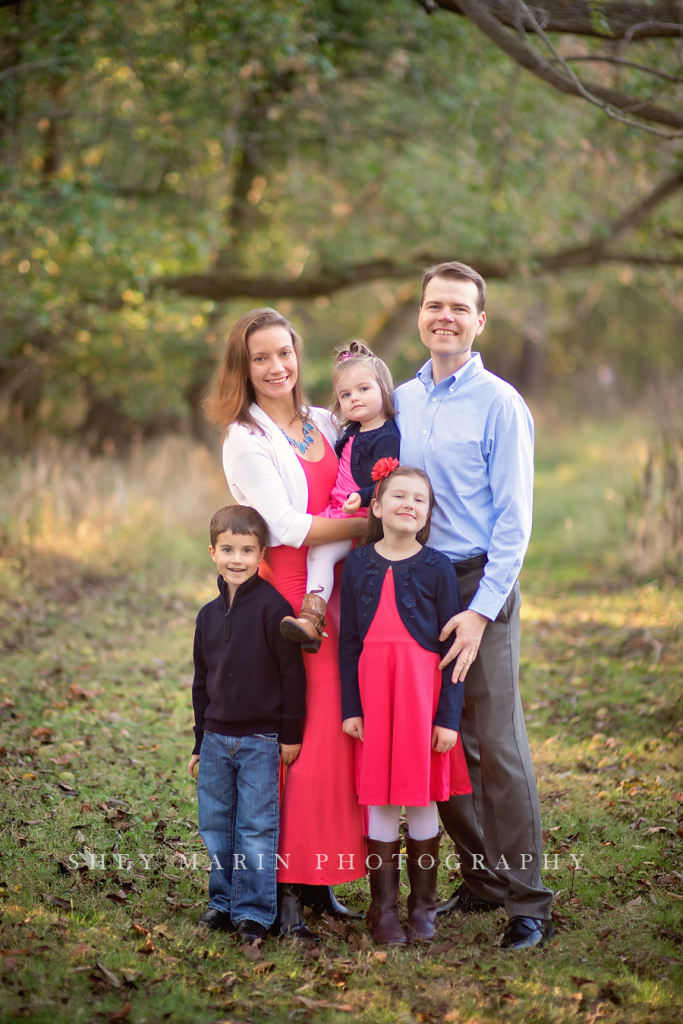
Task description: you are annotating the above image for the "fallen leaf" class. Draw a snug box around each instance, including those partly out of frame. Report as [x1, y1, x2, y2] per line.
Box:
[108, 1002, 132, 1022]
[250, 960, 275, 974]
[243, 941, 262, 962]
[71, 943, 90, 957]
[626, 896, 643, 907]
[152, 923, 176, 940]
[160, 954, 181, 966]
[2, 958, 17, 973]
[97, 961, 122, 988]
[105, 891, 128, 905]
[41, 893, 72, 911]
[137, 937, 156, 955]
[666, 891, 683, 901]
[425, 941, 455, 956]
[131, 922, 150, 935]
[371, 950, 387, 963]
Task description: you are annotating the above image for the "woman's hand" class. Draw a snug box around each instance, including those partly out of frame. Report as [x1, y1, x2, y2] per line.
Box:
[342, 717, 364, 741]
[431, 726, 458, 754]
[342, 492, 362, 514]
[188, 754, 200, 778]
[280, 742, 301, 766]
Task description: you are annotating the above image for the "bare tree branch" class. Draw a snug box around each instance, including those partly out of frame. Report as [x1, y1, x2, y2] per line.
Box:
[429, 2, 683, 41]
[433, 0, 683, 135]
[154, 166, 683, 299]
[552, 55, 683, 84]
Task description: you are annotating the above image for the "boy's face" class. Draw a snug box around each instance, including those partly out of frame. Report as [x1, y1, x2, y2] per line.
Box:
[210, 530, 265, 590]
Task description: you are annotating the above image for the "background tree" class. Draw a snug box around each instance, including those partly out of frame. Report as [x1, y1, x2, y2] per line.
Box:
[1, 0, 682, 452]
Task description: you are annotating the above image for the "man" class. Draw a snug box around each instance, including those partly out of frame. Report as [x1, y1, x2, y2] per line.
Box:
[394, 261, 554, 949]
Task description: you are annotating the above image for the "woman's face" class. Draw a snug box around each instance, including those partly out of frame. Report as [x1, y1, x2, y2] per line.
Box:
[247, 326, 299, 404]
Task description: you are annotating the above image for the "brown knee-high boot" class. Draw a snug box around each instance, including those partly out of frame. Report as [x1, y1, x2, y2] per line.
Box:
[366, 838, 408, 945]
[406, 834, 440, 942]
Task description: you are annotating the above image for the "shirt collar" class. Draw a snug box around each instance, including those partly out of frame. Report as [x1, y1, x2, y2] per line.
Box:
[416, 352, 483, 392]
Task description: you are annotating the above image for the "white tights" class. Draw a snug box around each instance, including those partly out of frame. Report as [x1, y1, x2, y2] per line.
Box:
[305, 539, 353, 603]
[368, 803, 439, 842]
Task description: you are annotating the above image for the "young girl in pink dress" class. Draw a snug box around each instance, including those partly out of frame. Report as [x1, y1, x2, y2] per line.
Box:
[339, 465, 472, 945]
[281, 341, 400, 651]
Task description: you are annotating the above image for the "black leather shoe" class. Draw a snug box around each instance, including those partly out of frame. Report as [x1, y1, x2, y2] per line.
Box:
[500, 916, 555, 949]
[236, 919, 267, 944]
[198, 908, 233, 932]
[436, 882, 502, 917]
[300, 884, 364, 920]
[277, 883, 319, 940]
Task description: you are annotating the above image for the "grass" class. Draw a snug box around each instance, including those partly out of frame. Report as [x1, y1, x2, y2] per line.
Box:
[0, 421, 682, 1024]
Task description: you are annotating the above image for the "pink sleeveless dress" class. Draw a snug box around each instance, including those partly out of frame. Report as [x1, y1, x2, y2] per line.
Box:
[259, 436, 366, 884]
[355, 567, 472, 806]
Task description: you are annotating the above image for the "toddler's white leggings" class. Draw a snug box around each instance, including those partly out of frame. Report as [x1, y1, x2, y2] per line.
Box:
[368, 803, 439, 842]
[305, 538, 353, 603]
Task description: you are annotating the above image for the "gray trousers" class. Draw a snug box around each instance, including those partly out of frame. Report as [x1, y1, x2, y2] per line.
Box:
[437, 566, 553, 920]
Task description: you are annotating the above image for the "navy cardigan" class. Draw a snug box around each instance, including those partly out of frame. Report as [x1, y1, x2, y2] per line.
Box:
[334, 419, 401, 507]
[339, 544, 465, 730]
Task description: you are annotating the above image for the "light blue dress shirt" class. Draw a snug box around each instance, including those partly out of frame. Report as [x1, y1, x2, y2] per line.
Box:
[394, 352, 534, 621]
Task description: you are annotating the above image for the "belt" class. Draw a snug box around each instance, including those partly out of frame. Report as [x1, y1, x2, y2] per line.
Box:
[452, 553, 488, 577]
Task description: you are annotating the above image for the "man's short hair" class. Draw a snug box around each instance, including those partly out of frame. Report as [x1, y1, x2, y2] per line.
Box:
[210, 505, 269, 550]
[421, 261, 486, 314]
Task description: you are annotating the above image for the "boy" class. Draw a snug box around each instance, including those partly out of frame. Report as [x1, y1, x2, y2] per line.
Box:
[188, 505, 306, 944]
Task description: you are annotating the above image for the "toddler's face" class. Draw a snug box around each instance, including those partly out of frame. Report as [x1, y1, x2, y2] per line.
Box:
[336, 365, 384, 424]
[210, 530, 264, 589]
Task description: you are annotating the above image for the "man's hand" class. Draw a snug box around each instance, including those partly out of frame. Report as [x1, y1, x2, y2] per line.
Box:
[432, 725, 458, 753]
[188, 754, 200, 779]
[280, 743, 301, 766]
[342, 716, 364, 741]
[342, 492, 362, 514]
[439, 609, 489, 681]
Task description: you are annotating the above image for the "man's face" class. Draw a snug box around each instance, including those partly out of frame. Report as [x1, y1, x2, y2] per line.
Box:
[418, 276, 486, 362]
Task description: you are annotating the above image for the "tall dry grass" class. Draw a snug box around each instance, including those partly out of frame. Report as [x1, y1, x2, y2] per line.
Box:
[0, 437, 229, 584]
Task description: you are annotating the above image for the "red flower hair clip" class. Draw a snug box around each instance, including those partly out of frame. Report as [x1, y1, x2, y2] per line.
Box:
[371, 457, 400, 482]
[371, 457, 400, 497]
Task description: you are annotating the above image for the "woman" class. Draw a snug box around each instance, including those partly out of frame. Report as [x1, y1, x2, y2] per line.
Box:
[204, 308, 367, 938]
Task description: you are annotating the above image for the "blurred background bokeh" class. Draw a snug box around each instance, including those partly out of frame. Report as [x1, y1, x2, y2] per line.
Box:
[2, 0, 682, 583]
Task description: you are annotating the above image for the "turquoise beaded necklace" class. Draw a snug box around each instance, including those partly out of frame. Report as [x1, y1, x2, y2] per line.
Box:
[280, 419, 314, 455]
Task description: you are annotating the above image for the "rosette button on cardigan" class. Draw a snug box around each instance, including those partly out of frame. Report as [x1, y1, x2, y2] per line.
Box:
[339, 544, 465, 728]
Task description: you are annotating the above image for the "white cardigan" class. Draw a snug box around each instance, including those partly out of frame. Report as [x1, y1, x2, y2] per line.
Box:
[222, 403, 340, 548]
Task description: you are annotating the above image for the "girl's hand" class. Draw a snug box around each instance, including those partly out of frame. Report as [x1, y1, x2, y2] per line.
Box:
[432, 726, 458, 754]
[342, 716, 364, 741]
[342, 492, 362, 514]
[280, 742, 301, 766]
[188, 754, 200, 778]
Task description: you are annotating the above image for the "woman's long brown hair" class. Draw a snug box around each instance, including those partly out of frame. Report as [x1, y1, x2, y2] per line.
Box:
[365, 467, 435, 546]
[203, 308, 309, 434]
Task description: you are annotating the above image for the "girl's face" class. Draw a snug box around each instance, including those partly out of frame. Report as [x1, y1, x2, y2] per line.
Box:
[335, 364, 384, 424]
[247, 326, 298, 404]
[371, 474, 431, 538]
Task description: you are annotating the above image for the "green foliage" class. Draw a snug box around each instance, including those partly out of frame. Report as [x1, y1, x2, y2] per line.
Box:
[1, 1, 682, 448]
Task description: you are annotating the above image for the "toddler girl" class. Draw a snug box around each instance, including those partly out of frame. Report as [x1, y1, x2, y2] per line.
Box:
[280, 340, 400, 651]
[339, 465, 472, 944]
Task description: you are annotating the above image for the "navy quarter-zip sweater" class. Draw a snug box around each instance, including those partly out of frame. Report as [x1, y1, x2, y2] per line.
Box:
[334, 419, 401, 507]
[192, 573, 306, 754]
[339, 544, 465, 729]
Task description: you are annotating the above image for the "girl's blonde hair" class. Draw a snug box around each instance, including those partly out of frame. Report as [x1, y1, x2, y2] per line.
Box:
[330, 339, 396, 424]
[365, 466, 435, 546]
[203, 308, 309, 435]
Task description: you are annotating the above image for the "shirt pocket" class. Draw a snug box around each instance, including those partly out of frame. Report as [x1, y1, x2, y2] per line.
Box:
[428, 440, 487, 499]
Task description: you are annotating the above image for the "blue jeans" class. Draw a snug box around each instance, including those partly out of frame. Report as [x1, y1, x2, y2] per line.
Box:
[197, 731, 280, 928]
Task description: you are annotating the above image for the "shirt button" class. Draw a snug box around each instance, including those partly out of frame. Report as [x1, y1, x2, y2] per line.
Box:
[432, 397, 437, 403]
[422, 430, 427, 436]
